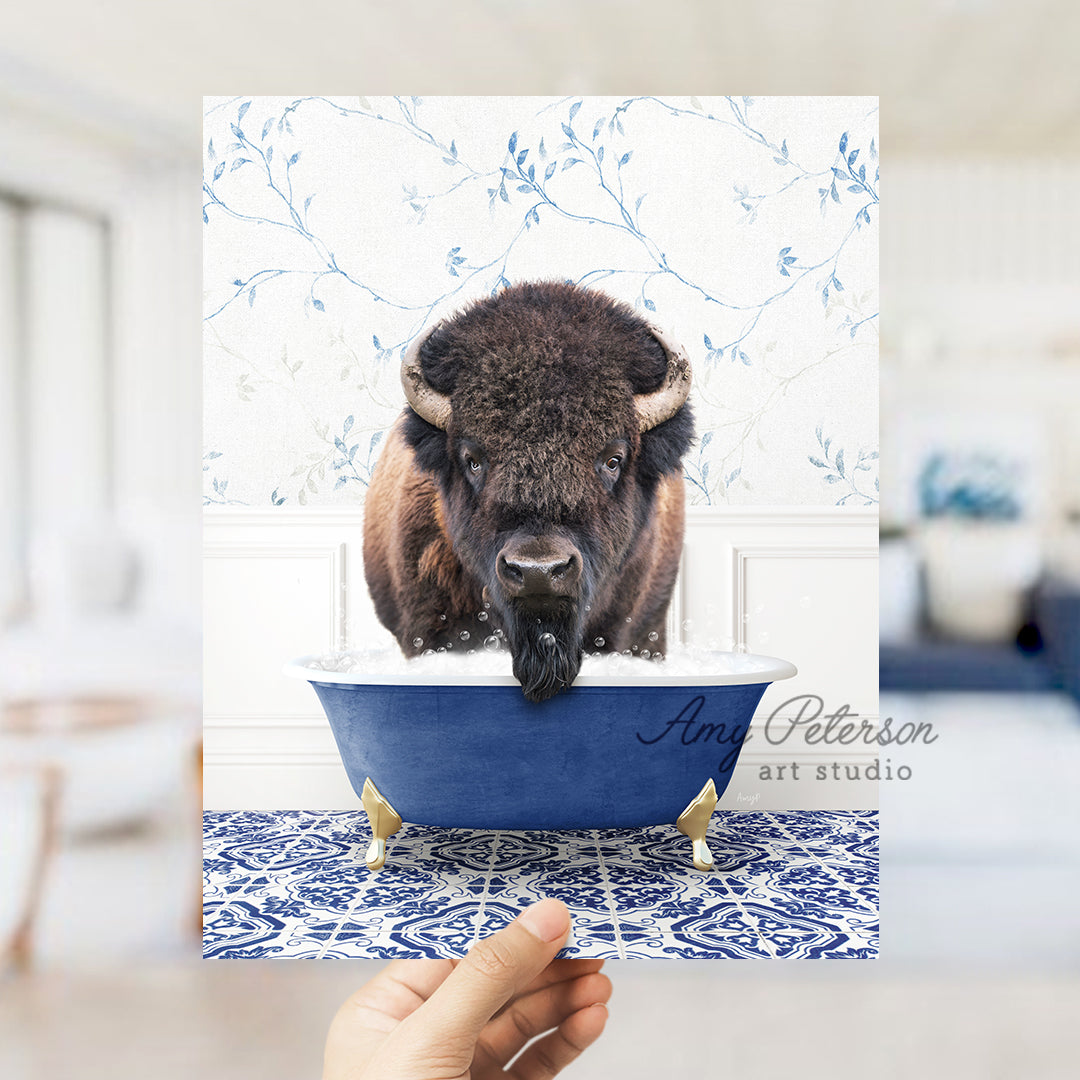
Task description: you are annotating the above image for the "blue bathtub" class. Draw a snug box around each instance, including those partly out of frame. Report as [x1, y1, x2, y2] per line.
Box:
[284, 654, 796, 870]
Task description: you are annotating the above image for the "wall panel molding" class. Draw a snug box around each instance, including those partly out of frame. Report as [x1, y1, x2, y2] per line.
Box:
[731, 543, 879, 649]
[204, 540, 346, 650]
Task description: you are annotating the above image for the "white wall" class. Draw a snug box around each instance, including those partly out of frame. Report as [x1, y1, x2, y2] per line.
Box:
[203, 505, 878, 811]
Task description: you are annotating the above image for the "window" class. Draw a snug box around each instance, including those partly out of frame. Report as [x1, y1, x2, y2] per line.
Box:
[0, 194, 111, 622]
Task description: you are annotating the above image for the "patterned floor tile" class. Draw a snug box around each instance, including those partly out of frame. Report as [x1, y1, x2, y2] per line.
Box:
[713, 812, 806, 850]
[384, 900, 490, 956]
[202, 810, 878, 960]
[202, 810, 311, 846]
[770, 811, 880, 861]
[632, 901, 776, 959]
[739, 899, 856, 959]
[202, 897, 341, 959]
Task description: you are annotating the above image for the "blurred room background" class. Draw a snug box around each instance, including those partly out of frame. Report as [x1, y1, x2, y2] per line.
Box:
[2, 1, 1079, 1078]
[880, 155, 1080, 971]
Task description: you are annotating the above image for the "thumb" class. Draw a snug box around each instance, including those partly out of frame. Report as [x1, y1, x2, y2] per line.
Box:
[402, 899, 572, 1054]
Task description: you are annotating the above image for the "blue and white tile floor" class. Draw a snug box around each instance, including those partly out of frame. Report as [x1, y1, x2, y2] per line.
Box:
[203, 810, 878, 960]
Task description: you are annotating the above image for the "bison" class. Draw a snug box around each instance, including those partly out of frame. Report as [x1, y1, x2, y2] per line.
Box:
[363, 281, 694, 702]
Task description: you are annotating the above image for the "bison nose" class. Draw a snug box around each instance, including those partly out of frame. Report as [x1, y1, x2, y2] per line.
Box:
[496, 542, 582, 599]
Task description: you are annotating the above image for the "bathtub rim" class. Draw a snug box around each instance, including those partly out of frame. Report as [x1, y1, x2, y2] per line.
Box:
[282, 651, 797, 687]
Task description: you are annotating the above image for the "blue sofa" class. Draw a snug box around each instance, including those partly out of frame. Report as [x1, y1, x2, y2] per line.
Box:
[880, 577, 1080, 699]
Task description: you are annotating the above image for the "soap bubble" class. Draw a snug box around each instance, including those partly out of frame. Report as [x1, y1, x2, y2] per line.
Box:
[625, 616, 633, 624]
[459, 630, 470, 641]
[648, 630, 659, 642]
[594, 637, 605, 648]
[622, 649, 632, 656]
[539, 632, 556, 649]
[412, 637, 424, 649]
[304, 642, 782, 681]
[467, 649, 476, 655]
[477, 610, 489, 622]
[493, 628, 505, 639]
[584, 604, 591, 613]
[631, 644, 639, 652]
[445, 640, 454, 650]
[439, 613, 447, 622]
[437, 647, 446, 653]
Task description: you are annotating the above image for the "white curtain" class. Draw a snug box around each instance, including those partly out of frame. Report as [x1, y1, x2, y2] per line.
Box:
[0, 198, 110, 624]
[0, 201, 19, 622]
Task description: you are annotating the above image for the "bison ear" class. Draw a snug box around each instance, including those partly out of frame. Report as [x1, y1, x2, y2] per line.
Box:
[417, 322, 459, 394]
[634, 323, 694, 482]
[637, 399, 695, 484]
[626, 331, 670, 396]
[402, 408, 456, 487]
[402, 321, 458, 485]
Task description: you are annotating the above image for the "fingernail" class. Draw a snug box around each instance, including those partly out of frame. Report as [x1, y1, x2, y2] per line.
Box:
[518, 898, 570, 942]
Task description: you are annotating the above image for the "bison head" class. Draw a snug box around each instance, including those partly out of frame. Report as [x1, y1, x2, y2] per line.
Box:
[401, 282, 693, 701]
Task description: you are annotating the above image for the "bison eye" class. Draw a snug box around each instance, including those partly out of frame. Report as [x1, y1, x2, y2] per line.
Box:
[459, 443, 486, 488]
[597, 442, 627, 490]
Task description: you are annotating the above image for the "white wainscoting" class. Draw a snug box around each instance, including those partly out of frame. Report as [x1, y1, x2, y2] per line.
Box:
[204, 506, 879, 811]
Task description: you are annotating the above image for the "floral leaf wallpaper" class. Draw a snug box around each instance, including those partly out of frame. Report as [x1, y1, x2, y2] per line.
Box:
[203, 96, 878, 508]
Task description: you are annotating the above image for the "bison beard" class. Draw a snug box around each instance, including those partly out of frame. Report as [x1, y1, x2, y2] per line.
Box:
[362, 281, 693, 702]
[506, 602, 584, 703]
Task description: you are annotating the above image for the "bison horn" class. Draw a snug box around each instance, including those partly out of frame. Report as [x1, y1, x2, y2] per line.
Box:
[636, 324, 692, 432]
[400, 328, 453, 430]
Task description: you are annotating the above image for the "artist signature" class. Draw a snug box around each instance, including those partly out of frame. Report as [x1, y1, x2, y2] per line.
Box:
[635, 693, 937, 774]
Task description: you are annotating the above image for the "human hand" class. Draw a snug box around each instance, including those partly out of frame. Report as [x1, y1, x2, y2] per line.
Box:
[323, 898, 610, 1079]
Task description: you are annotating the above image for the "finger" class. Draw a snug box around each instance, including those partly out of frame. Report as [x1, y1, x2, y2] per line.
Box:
[489, 958, 606, 1018]
[373, 959, 457, 1009]
[478, 971, 612, 1064]
[402, 898, 572, 1051]
[341, 959, 454, 1028]
[508, 1003, 609, 1080]
[324, 959, 455, 1080]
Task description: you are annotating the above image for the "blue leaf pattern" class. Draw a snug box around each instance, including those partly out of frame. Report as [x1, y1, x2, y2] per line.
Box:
[203, 96, 878, 507]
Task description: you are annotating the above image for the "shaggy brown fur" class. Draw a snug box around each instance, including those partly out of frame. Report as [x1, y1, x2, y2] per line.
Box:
[363, 281, 694, 701]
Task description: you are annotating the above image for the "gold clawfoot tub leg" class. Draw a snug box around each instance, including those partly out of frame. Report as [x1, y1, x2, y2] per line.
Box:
[676, 778, 719, 871]
[361, 777, 402, 871]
